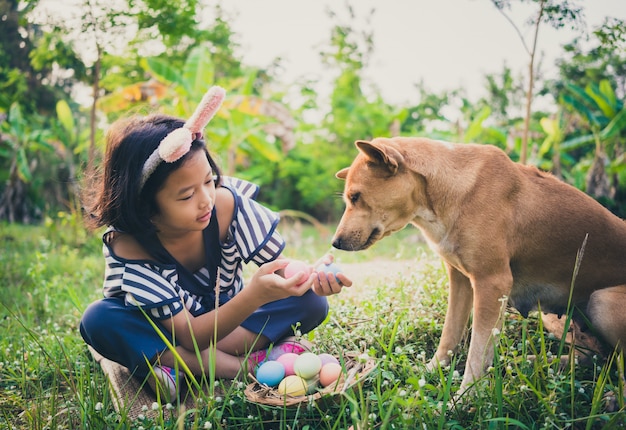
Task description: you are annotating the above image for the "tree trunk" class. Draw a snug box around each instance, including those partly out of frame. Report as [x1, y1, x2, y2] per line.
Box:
[88, 46, 102, 174]
[520, 0, 545, 165]
[586, 148, 611, 200]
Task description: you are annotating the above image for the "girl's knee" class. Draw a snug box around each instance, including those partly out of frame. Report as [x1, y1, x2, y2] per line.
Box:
[80, 300, 108, 339]
[79, 299, 124, 347]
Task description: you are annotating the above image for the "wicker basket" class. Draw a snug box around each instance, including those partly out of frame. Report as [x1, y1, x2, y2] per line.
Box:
[244, 352, 376, 407]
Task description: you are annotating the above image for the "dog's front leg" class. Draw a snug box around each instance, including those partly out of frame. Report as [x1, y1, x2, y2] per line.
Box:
[459, 271, 512, 393]
[427, 265, 473, 371]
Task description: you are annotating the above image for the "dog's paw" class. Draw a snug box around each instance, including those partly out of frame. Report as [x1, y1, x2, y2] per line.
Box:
[603, 388, 626, 413]
[425, 358, 440, 372]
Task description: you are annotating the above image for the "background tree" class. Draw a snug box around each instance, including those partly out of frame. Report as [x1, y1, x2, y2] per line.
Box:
[491, 0, 584, 164]
[550, 18, 626, 215]
[0, 103, 54, 222]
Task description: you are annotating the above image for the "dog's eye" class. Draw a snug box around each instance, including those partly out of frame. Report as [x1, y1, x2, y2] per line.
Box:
[349, 192, 360, 205]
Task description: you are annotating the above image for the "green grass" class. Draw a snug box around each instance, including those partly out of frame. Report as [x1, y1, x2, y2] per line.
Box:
[1, 219, 625, 429]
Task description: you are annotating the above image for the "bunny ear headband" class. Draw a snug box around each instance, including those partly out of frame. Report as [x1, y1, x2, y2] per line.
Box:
[139, 85, 226, 191]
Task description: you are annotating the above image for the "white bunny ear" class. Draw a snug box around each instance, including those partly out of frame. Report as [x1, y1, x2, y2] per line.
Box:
[139, 85, 227, 191]
[184, 86, 226, 133]
[158, 127, 193, 162]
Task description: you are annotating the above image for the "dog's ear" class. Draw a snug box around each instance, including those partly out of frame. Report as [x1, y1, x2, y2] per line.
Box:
[336, 168, 349, 180]
[355, 140, 400, 175]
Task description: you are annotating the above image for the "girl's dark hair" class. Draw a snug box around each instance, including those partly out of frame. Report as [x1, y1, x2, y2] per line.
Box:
[83, 114, 222, 236]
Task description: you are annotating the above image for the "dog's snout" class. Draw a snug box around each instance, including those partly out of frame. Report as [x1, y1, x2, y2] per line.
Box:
[332, 237, 342, 250]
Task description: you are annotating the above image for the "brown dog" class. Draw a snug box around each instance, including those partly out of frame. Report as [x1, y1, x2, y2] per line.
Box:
[332, 136, 626, 393]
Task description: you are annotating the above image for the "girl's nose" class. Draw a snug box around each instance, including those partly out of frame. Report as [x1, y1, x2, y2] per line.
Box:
[200, 188, 213, 209]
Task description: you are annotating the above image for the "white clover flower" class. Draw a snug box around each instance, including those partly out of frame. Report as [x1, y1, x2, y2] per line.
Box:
[395, 346, 402, 354]
[151, 402, 159, 411]
[418, 378, 426, 388]
[579, 387, 585, 394]
[203, 422, 212, 429]
[95, 402, 103, 411]
[141, 405, 148, 412]
[452, 370, 460, 379]
[398, 389, 407, 397]
[492, 328, 501, 336]
[215, 396, 223, 403]
[166, 403, 174, 410]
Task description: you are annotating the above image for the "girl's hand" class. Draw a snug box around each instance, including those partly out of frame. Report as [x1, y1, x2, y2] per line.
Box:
[311, 254, 352, 296]
[248, 259, 313, 304]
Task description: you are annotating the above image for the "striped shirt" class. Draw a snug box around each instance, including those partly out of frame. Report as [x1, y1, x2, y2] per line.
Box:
[101, 177, 285, 320]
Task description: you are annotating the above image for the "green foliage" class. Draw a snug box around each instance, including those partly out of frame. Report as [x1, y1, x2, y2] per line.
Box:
[0, 103, 56, 222]
[3, 0, 626, 224]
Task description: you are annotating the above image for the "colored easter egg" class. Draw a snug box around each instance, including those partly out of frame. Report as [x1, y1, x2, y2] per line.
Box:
[305, 376, 319, 394]
[276, 352, 299, 376]
[319, 362, 343, 387]
[284, 260, 309, 285]
[293, 352, 322, 380]
[315, 262, 342, 276]
[255, 361, 285, 387]
[318, 353, 340, 366]
[278, 374, 308, 396]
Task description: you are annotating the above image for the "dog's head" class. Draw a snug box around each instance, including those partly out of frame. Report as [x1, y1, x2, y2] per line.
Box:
[332, 138, 421, 251]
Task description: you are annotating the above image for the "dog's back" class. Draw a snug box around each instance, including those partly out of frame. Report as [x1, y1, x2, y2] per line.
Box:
[392, 137, 626, 307]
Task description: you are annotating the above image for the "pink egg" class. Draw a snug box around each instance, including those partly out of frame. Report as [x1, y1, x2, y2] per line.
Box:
[284, 260, 309, 285]
[276, 352, 299, 376]
[319, 362, 343, 387]
[318, 353, 340, 366]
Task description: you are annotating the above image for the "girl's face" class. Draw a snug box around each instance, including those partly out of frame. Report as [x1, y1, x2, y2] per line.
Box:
[151, 149, 216, 235]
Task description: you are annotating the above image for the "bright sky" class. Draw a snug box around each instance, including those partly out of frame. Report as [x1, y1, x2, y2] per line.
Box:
[217, 0, 626, 106]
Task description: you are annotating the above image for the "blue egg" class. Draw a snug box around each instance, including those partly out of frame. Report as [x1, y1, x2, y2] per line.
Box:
[316, 262, 342, 276]
[255, 361, 286, 387]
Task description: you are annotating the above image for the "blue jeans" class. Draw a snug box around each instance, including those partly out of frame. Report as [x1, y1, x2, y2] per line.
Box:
[80, 290, 328, 379]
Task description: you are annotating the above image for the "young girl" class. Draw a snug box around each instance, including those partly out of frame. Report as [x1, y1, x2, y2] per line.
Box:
[79, 86, 351, 400]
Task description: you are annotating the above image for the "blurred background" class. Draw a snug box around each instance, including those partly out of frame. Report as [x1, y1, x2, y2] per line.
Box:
[2, 0, 625, 226]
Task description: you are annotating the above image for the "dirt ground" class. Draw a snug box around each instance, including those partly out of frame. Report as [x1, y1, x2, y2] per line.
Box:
[333, 258, 427, 304]
[339, 259, 417, 286]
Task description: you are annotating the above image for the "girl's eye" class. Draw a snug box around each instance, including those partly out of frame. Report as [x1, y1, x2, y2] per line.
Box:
[181, 194, 193, 201]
